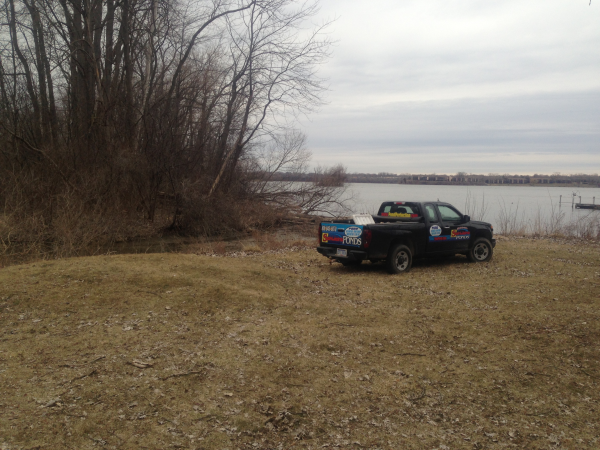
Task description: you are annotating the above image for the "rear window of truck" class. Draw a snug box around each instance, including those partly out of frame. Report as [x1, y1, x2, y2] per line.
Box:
[378, 202, 421, 218]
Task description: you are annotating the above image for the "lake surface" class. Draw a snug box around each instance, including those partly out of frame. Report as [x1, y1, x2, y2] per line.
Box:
[346, 183, 600, 232]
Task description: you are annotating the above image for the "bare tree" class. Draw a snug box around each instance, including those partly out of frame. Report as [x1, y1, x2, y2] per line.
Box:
[315, 164, 347, 187]
[0, 0, 338, 252]
[246, 130, 352, 216]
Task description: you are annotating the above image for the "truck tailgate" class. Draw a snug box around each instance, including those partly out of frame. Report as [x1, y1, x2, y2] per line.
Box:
[320, 223, 364, 248]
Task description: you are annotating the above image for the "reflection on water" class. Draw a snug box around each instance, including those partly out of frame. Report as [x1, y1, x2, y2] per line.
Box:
[347, 183, 600, 227]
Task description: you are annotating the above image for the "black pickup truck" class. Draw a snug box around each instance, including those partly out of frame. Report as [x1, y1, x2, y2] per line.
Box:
[317, 201, 496, 274]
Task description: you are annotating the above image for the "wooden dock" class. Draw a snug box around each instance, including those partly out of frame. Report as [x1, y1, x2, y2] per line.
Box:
[575, 203, 600, 210]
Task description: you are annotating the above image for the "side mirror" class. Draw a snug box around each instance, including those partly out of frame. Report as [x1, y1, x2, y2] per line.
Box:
[462, 215, 471, 223]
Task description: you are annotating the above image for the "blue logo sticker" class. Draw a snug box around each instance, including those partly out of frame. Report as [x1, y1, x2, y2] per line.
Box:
[430, 225, 442, 236]
[345, 226, 362, 238]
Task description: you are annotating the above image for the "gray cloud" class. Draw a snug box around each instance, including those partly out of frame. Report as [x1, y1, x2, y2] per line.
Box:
[303, 91, 600, 173]
[301, 0, 600, 173]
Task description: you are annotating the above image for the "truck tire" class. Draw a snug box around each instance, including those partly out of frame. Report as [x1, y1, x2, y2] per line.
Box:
[468, 238, 493, 262]
[387, 244, 412, 274]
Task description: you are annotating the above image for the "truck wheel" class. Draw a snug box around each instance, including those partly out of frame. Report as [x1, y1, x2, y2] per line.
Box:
[387, 244, 412, 274]
[341, 259, 361, 266]
[468, 238, 493, 262]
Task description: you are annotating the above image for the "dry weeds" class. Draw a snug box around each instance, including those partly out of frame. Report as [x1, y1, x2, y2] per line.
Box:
[1, 237, 599, 449]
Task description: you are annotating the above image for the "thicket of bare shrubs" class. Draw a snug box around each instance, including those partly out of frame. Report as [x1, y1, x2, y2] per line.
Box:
[0, 0, 349, 261]
[464, 193, 600, 240]
[495, 202, 600, 240]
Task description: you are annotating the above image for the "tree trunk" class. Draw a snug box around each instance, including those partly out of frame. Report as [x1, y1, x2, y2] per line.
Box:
[25, 0, 53, 144]
[122, 0, 134, 148]
[8, 0, 41, 142]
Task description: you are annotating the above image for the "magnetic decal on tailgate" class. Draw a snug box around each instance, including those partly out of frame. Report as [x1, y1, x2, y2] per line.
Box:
[321, 223, 364, 247]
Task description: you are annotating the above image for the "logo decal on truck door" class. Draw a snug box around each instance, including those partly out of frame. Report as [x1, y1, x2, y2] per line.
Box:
[430, 225, 442, 236]
[451, 228, 470, 238]
[429, 226, 470, 242]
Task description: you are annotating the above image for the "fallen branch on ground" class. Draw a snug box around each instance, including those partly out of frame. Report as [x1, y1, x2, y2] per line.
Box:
[161, 370, 204, 381]
[59, 369, 97, 386]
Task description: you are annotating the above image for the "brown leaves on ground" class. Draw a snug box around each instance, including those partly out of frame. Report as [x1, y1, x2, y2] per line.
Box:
[0, 237, 599, 449]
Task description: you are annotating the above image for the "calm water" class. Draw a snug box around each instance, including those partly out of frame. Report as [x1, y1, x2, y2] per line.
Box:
[346, 183, 600, 228]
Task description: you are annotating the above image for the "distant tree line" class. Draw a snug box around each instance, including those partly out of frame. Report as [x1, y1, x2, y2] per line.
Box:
[0, 0, 347, 255]
[273, 172, 600, 186]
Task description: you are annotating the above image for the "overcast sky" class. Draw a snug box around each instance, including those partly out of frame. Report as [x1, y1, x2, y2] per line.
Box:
[300, 0, 600, 175]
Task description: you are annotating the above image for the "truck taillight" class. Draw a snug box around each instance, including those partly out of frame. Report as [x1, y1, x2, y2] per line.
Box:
[363, 229, 372, 249]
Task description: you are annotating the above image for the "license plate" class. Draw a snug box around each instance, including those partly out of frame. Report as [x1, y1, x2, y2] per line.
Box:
[336, 248, 347, 257]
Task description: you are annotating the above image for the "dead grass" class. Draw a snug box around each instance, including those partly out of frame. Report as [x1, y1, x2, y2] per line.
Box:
[1, 237, 599, 449]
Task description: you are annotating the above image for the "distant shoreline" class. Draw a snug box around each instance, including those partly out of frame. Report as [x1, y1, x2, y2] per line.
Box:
[345, 173, 600, 187]
[344, 181, 600, 188]
[272, 172, 600, 188]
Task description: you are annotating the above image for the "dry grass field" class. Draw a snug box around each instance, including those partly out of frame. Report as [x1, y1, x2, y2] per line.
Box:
[1, 236, 599, 449]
